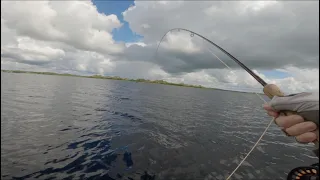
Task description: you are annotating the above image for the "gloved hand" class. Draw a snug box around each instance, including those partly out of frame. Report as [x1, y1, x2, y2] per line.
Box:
[263, 92, 319, 143]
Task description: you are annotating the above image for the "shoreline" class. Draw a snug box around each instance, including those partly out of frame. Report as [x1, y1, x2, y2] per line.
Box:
[1, 69, 264, 95]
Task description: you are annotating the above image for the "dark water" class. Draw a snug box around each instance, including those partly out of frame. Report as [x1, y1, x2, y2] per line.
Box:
[1, 72, 317, 180]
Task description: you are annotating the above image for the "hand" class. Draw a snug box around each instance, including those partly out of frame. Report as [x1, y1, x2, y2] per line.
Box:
[263, 104, 318, 143]
[263, 92, 319, 144]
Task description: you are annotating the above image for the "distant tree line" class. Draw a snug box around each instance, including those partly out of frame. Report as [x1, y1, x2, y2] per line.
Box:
[1, 70, 206, 89]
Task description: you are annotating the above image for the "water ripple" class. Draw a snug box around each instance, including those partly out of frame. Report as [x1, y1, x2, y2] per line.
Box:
[1, 73, 317, 180]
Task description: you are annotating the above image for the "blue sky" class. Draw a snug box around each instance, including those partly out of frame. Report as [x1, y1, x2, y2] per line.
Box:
[260, 70, 290, 79]
[92, 0, 143, 43]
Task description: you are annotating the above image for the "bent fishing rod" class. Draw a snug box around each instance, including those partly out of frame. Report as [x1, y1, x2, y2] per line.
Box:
[155, 28, 319, 180]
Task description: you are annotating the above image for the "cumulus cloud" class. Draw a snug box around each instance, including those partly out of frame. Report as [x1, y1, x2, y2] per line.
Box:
[1, 37, 65, 65]
[266, 67, 319, 93]
[1, 1, 124, 54]
[122, 1, 319, 70]
[1, 0, 125, 75]
[1, 1, 319, 93]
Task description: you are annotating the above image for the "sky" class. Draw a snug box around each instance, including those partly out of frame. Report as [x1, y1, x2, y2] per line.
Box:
[1, 1, 319, 94]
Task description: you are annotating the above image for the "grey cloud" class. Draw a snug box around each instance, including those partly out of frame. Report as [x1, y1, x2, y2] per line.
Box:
[1, 48, 62, 66]
[122, 1, 319, 74]
[1, 0, 318, 93]
[114, 27, 318, 74]
[1, 55, 52, 66]
[2, 1, 318, 75]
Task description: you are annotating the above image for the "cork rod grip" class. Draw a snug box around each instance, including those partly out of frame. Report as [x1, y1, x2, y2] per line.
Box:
[263, 84, 319, 157]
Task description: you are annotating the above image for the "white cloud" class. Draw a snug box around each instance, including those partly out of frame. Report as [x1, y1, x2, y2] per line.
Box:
[239, 1, 279, 13]
[1, 1, 125, 55]
[159, 32, 202, 54]
[266, 67, 319, 93]
[125, 42, 147, 48]
[1, 1, 319, 94]
[1, 0, 124, 76]
[1, 37, 65, 65]
[123, 1, 318, 69]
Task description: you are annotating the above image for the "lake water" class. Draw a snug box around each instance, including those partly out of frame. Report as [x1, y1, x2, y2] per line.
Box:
[1, 72, 317, 180]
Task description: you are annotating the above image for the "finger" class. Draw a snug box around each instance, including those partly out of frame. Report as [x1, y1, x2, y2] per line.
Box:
[314, 129, 319, 142]
[263, 104, 279, 118]
[275, 115, 304, 128]
[263, 104, 279, 117]
[263, 104, 274, 111]
[285, 121, 317, 136]
[267, 111, 279, 117]
[295, 132, 318, 143]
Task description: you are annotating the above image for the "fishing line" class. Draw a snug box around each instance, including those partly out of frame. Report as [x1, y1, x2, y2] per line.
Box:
[203, 41, 274, 180]
[226, 118, 275, 180]
[155, 28, 275, 179]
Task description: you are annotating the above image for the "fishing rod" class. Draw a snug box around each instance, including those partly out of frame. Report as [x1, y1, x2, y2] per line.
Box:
[155, 28, 319, 180]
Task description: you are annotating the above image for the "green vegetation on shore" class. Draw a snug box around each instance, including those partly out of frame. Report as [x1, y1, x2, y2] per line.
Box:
[1, 70, 205, 89]
[1, 69, 264, 95]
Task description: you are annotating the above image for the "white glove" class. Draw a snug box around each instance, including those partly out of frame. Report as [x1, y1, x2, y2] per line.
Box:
[269, 92, 319, 126]
[269, 92, 319, 157]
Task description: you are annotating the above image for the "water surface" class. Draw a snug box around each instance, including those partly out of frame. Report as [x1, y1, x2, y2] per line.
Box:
[1, 72, 317, 180]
